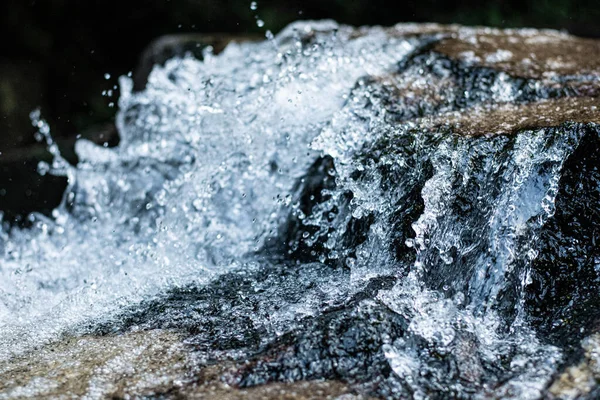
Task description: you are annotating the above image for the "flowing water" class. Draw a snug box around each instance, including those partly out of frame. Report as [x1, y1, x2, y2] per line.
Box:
[1, 21, 600, 399]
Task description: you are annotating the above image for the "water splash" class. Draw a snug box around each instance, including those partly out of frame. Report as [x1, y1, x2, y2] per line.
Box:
[0, 20, 416, 358]
[1, 21, 599, 399]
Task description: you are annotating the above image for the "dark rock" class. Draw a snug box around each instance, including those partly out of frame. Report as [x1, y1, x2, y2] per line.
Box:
[525, 124, 600, 348]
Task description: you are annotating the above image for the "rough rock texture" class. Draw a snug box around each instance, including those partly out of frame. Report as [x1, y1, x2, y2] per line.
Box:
[548, 334, 600, 400]
[424, 97, 600, 136]
[0, 330, 366, 399]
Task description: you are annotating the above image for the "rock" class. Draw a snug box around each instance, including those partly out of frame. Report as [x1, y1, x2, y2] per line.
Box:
[232, 23, 600, 398]
[0, 330, 193, 398]
[3, 22, 600, 400]
[432, 29, 600, 81]
[423, 97, 600, 136]
[0, 330, 367, 399]
[548, 334, 600, 400]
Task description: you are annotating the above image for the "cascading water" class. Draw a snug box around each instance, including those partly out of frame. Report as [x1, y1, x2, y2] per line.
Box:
[1, 21, 600, 399]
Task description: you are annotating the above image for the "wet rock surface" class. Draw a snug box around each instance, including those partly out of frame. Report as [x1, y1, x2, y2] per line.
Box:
[2, 22, 600, 399]
[0, 330, 366, 399]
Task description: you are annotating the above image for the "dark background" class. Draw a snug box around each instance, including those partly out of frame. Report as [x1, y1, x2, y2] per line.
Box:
[1, 0, 600, 222]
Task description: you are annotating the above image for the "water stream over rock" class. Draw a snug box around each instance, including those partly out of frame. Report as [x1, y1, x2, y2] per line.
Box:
[1, 21, 600, 399]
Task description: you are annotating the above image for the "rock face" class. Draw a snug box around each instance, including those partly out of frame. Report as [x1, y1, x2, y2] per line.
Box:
[0, 330, 366, 399]
[2, 22, 600, 399]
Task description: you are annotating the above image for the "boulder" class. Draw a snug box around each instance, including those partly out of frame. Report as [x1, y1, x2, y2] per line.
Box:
[3, 23, 600, 400]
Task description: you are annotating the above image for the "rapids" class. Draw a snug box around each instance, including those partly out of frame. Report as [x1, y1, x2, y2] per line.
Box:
[1, 21, 600, 399]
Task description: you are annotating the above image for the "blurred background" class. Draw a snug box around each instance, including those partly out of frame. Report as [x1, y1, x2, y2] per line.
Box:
[1, 0, 600, 222]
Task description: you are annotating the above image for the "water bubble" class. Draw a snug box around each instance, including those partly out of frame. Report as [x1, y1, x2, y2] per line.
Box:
[37, 161, 50, 176]
[192, 199, 203, 211]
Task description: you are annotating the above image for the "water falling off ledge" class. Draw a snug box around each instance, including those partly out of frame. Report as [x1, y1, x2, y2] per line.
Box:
[1, 21, 600, 399]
